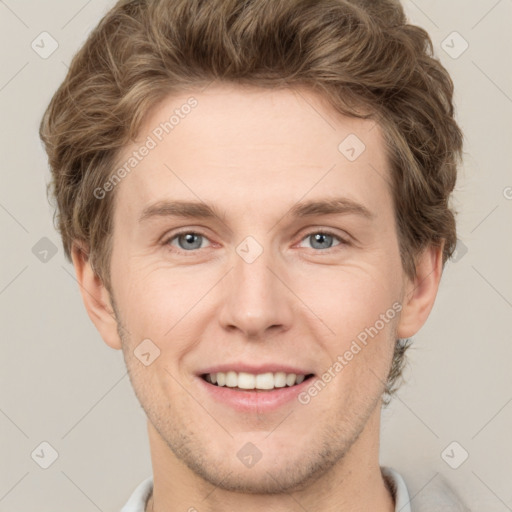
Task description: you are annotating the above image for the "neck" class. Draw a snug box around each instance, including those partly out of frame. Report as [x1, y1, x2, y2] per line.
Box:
[145, 406, 395, 512]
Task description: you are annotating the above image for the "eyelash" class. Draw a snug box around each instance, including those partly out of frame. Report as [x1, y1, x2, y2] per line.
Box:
[161, 229, 350, 254]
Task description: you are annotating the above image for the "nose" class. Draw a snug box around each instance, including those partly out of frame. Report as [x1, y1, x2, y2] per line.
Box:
[217, 242, 294, 340]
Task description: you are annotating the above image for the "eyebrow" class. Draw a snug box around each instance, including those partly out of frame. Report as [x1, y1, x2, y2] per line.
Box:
[138, 197, 374, 223]
[289, 197, 374, 220]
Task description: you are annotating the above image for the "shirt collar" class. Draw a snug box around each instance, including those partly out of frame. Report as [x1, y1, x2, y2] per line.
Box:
[381, 465, 412, 512]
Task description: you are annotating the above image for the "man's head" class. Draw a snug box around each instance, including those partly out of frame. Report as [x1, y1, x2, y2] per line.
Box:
[39, 0, 462, 496]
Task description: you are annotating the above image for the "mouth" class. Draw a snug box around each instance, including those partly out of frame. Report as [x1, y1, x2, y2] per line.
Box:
[196, 368, 317, 412]
[200, 371, 316, 392]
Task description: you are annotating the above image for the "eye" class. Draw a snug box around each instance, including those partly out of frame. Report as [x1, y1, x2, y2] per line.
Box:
[162, 229, 348, 253]
[298, 231, 346, 251]
[165, 231, 211, 251]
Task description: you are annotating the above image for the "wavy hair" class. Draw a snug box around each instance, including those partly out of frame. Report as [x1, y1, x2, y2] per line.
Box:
[39, 0, 463, 402]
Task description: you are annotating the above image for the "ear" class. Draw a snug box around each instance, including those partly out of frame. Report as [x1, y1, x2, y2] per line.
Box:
[397, 242, 444, 339]
[70, 242, 122, 350]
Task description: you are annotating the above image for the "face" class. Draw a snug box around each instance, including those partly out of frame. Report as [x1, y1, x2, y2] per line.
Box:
[90, 84, 421, 493]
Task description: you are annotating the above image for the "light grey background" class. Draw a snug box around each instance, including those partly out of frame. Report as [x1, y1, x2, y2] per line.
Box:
[1, 0, 511, 510]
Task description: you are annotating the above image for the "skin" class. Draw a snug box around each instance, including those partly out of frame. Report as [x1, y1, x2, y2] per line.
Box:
[72, 83, 443, 512]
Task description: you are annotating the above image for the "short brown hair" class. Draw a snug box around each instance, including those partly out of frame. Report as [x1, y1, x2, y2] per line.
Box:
[39, 0, 463, 402]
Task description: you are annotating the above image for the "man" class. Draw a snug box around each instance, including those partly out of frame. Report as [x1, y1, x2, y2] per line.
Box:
[39, 0, 470, 510]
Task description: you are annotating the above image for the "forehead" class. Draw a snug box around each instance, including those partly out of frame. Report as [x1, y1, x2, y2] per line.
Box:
[112, 84, 390, 219]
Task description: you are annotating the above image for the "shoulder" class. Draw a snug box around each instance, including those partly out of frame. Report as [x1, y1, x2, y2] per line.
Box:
[411, 473, 472, 512]
[381, 466, 472, 512]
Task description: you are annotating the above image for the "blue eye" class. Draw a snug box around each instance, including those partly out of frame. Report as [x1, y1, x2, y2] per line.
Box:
[300, 231, 344, 250]
[167, 232, 210, 251]
[162, 229, 347, 254]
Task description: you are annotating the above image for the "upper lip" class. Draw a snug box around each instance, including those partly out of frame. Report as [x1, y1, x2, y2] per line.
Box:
[198, 363, 314, 376]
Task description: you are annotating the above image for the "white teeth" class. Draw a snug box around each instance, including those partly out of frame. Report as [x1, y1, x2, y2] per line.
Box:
[205, 371, 308, 389]
[225, 371, 237, 387]
[237, 372, 256, 389]
[273, 372, 287, 388]
[285, 373, 297, 386]
[255, 372, 274, 389]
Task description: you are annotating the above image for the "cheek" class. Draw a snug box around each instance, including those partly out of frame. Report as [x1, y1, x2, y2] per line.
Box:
[114, 260, 214, 351]
[293, 263, 401, 397]
[294, 264, 400, 339]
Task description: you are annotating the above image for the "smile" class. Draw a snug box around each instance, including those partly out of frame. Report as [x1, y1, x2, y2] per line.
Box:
[197, 370, 317, 413]
[202, 371, 314, 391]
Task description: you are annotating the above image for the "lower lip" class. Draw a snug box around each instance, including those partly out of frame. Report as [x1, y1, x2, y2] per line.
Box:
[196, 375, 315, 413]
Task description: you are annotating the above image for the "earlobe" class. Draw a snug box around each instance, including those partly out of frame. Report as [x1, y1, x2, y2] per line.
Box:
[70, 243, 122, 350]
[396, 243, 445, 340]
